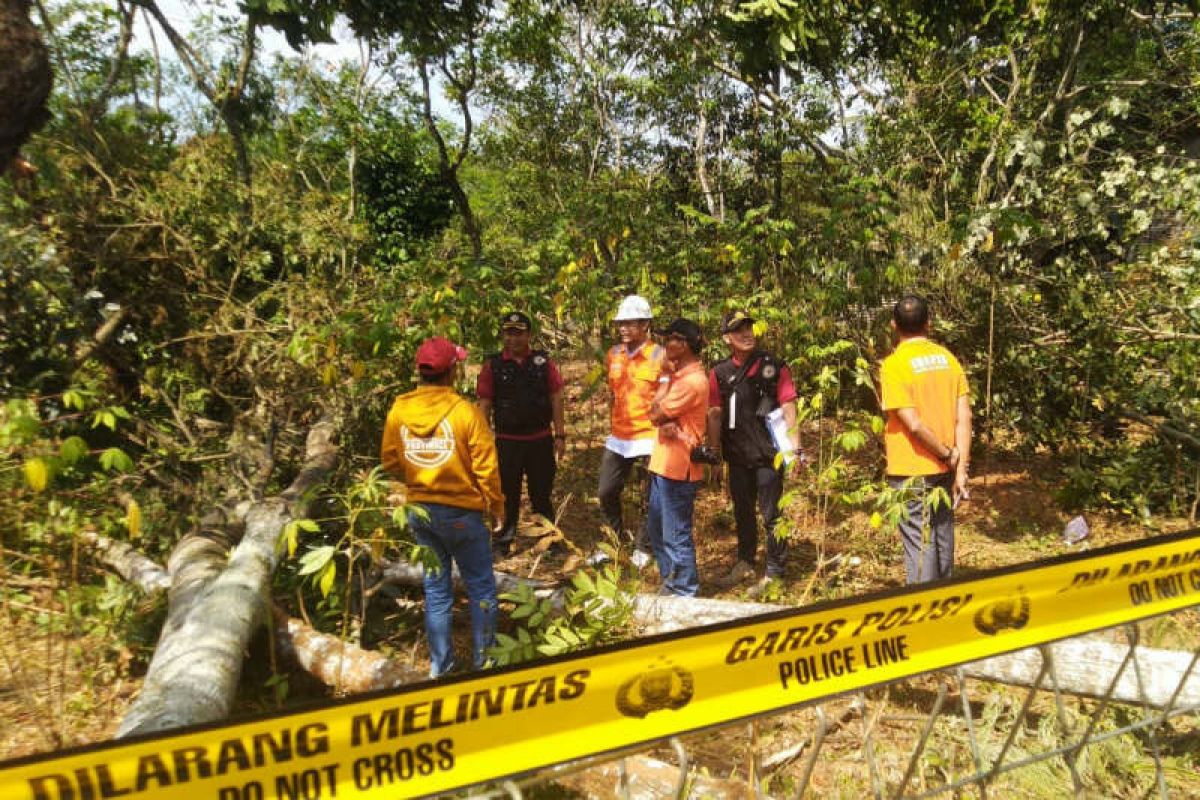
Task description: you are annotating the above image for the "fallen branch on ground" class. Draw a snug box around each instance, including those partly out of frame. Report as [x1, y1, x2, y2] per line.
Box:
[118, 417, 338, 736]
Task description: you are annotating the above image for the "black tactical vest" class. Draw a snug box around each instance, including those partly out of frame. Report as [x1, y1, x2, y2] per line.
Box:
[714, 351, 781, 467]
[488, 350, 553, 435]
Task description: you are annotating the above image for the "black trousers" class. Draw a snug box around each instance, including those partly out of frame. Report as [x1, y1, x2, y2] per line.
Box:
[497, 436, 556, 530]
[596, 449, 651, 552]
[728, 462, 786, 577]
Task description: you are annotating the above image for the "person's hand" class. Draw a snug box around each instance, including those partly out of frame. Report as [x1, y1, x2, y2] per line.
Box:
[554, 435, 566, 459]
[953, 472, 969, 508]
[660, 420, 680, 439]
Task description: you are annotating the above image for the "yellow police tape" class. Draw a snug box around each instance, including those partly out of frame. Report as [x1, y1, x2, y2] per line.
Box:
[5, 529, 1200, 800]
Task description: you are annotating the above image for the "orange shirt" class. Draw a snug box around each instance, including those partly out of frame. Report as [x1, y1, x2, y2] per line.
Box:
[607, 341, 666, 446]
[880, 337, 970, 477]
[648, 361, 709, 482]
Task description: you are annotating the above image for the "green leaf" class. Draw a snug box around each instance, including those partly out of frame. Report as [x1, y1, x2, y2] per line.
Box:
[572, 570, 597, 595]
[99, 448, 134, 473]
[277, 522, 299, 557]
[318, 560, 337, 597]
[298, 545, 335, 576]
[59, 436, 89, 465]
[62, 389, 85, 411]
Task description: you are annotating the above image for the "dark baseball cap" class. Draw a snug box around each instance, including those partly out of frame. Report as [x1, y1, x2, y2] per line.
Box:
[721, 309, 755, 334]
[500, 311, 532, 331]
[656, 318, 704, 352]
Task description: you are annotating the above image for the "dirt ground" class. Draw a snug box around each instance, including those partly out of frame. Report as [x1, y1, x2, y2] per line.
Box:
[2, 359, 1198, 797]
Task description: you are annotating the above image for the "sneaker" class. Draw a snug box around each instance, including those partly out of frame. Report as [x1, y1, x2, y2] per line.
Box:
[631, 550, 653, 569]
[727, 560, 756, 584]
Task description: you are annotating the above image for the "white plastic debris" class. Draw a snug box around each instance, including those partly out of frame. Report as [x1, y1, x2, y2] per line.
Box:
[1063, 515, 1090, 545]
[585, 549, 612, 567]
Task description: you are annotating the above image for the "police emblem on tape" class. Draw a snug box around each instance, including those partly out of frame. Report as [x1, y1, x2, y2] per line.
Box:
[533, 354, 547, 366]
[615, 659, 694, 718]
[973, 588, 1031, 635]
[761, 363, 777, 380]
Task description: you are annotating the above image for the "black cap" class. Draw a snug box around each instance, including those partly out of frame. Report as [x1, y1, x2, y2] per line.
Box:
[721, 309, 755, 334]
[500, 311, 532, 331]
[656, 318, 704, 352]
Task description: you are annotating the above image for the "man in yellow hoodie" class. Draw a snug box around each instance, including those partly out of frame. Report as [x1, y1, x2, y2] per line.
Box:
[381, 337, 505, 677]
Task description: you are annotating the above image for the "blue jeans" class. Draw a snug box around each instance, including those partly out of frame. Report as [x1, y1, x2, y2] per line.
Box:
[646, 473, 700, 596]
[408, 503, 498, 677]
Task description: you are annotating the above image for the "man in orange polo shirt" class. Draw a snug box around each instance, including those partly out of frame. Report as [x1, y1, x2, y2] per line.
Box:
[598, 295, 666, 562]
[646, 319, 710, 596]
[880, 295, 972, 584]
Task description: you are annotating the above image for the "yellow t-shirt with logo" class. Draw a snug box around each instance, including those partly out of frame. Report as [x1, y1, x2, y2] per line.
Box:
[880, 338, 969, 477]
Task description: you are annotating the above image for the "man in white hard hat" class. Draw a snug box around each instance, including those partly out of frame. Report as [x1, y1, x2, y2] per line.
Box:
[598, 295, 666, 564]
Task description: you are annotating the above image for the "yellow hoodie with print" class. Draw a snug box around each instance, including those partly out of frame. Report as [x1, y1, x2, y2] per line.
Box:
[381, 385, 504, 519]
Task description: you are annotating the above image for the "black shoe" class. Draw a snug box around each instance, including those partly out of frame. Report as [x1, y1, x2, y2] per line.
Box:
[493, 526, 516, 558]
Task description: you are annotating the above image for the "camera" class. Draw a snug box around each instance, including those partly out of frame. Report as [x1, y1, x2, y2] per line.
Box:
[690, 444, 720, 465]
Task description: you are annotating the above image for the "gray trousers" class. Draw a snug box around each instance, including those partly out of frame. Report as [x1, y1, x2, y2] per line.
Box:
[888, 472, 955, 584]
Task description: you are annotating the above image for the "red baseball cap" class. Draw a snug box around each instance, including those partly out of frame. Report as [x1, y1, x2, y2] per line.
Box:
[415, 337, 468, 374]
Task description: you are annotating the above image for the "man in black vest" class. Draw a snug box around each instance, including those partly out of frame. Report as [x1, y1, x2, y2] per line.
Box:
[706, 310, 802, 586]
[477, 311, 566, 555]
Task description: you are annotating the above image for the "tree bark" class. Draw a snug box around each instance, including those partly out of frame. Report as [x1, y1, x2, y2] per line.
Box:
[0, 0, 52, 171]
[961, 637, 1200, 708]
[79, 529, 171, 594]
[270, 606, 424, 693]
[82, 528, 428, 696]
[118, 418, 337, 736]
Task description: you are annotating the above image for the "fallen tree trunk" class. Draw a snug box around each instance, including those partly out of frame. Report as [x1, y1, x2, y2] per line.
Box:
[118, 418, 337, 736]
[270, 606, 424, 692]
[961, 637, 1200, 708]
[83, 530, 428, 696]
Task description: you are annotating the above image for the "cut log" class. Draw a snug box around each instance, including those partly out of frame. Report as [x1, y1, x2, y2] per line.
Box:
[118, 418, 337, 736]
[961, 637, 1200, 708]
[270, 606, 424, 693]
[632, 594, 782, 636]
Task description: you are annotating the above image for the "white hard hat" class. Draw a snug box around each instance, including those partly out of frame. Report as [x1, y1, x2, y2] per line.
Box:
[614, 294, 652, 321]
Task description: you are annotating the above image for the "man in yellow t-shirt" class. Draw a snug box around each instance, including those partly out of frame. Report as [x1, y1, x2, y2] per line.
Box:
[880, 295, 972, 584]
